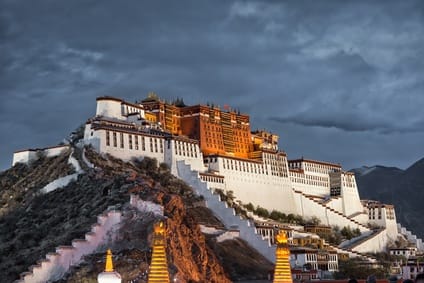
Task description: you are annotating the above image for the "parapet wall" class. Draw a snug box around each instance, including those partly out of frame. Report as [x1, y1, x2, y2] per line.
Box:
[177, 161, 276, 263]
[15, 210, 122, 283]
[398, 223, 423, 251]
[177, 161, 389, 256]
[350, 229, 388, 254]
[293, 190, 370, 233]
[12, 145, 70, 166]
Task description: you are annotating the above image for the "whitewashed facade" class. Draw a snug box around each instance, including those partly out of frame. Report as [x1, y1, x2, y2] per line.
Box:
[12, 145, 70, 166]
[78, 96, 419, 253]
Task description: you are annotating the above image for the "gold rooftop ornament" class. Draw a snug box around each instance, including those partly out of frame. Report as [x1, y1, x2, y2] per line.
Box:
[273, 230, 293, 283]
[147, 221, 170, 283]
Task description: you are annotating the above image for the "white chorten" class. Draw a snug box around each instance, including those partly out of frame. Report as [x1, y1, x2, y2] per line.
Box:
[97, 249, 122, 283]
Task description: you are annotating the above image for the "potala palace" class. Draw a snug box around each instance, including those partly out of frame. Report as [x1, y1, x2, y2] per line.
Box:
[13, 94, 423, 260]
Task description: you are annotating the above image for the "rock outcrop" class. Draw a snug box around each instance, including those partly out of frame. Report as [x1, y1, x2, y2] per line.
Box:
[156, 192, 231, 283]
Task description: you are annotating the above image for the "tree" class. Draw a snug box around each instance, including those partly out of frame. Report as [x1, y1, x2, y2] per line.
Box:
[139, 157, 158, 173]
[309, 216, 321, 225]
[226, 190, 235, 202]
[244, 202, 254, 211]
[270, 210, 286, 221]
[159, 162, 170, 172]
[255, 206, 270, 218]
[341, 226, 355, 240]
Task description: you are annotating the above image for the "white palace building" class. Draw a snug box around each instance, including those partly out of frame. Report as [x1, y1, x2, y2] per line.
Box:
[14, 95, 423, 255]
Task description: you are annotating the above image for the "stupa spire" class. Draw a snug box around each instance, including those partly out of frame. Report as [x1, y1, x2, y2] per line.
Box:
[98, 249, 121, 283]
[273, 230, 293, 283]
[105, 249, 114, 272]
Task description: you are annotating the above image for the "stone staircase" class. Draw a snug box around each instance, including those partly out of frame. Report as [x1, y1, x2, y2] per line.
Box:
[339, 228, 384, 250]
[397, 223, 424, 251]
[347, 211, 366, 219]
[320, 195, 341, 205]
[176, 161, 276, 263]
[293, 189, 369, 231]
[327, 243, 377, 263]
[15, 210, 122, 283]
[176, 160, 384, 262]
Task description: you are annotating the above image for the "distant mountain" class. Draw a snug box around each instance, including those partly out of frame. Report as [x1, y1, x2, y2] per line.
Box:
[351, 158, 424, 240]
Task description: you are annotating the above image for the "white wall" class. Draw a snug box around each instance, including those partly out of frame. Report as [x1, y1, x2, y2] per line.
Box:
[85, 128, 165, 163]
[96, 98, 146, 121]
[397, 224, 423, 251]
[169, 139, 204, 175]
[12, 151, 37, 166]
[385, 219, 399, 241]
[290, 253, 318, 270]
[129, 194, 164, 217]
[16, 210, 122, 283]
[216, 230, 240, 242]
[293, 190, 369, 233]
[351, 213, 369, 225]
[84, 127, 205, 176]
[96, 99, 123, 119]
[12, 145, 70, 166]
[325, 197, 344, 213]
[341, 183, 364, 218]
[205, 156, 299, 215]
[45, 145, 70, 158]
[367, 206, 398, 241]
[176, 161, 276, 263]
[291, 180, 330, 198]
[350, 229, 388, 254]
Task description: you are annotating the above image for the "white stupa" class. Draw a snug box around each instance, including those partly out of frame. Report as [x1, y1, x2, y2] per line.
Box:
[97, 249, 122, 283]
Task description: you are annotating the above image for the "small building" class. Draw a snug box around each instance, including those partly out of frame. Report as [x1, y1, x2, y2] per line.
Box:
[290, 247, 318, 271]
[401, 256, 424, 280]
[291, 231, 324, 249]
[304, 224, 332, 239]
[363, 200, 399, 240]
[12, 144, 70, 166]
[389, 247, 417, 259]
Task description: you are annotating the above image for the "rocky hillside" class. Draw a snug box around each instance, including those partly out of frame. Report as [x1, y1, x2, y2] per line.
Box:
[352, 158, 424, 239]
[0, 146, 272, 282]
[0, 150, 75, 217]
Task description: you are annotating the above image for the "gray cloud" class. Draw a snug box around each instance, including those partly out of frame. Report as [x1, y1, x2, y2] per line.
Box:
[270, 114, 424, 134]
[1, 0, 424, 170]
[270, 115, 388, 133]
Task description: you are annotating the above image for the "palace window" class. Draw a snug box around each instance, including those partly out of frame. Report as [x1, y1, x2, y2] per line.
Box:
[150, 138, 153, 152]
[106, 131, 110, 146]
[141, 136, 145, 151]
[154, 138, 158, 153]
[113, 132, 117, 147]
[120, 133, 124, 148]
[135, 135, 139, 150]
[129, 134, 133, 150]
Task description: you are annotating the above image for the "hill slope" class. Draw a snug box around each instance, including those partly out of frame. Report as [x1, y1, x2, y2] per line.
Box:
[352, 158, 424, 239]
[0, 146, 272, 282]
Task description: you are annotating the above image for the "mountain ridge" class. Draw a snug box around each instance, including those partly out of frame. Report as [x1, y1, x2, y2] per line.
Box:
[351, 157, 424, 240]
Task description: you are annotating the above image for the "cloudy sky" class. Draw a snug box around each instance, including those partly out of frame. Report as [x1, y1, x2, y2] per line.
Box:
[1, 0, 423, 171]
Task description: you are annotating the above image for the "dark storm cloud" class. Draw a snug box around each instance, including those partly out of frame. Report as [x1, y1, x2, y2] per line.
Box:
[1, 0, 424, 170]
[270, 115, 389, 133]
[270, 114, 424, 134]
